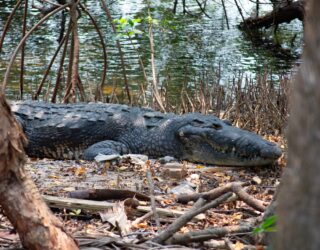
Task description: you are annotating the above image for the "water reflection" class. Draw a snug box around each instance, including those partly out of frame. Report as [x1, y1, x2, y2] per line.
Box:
[0, 0, 303, 100]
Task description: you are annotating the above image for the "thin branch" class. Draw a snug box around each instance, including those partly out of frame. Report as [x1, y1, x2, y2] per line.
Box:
[19, 0, 28, 100]
[231, 183, 266, 212]
[2, 3, 70, 92]
[167, 224, 253, 245]
[152, 192, 233, 244]
[34, 31, 67, 100]
[51, 20, 72, 103]
[147, 170, 161, 229]
[0, 0, 23, 52]
[79, 3, 108, 101]
[221, 0, 230, 29]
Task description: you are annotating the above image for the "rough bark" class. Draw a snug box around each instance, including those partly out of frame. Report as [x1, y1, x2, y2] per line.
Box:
[240, 0, 305, 29]
[0, 93, 78, 250]
[275, 0, 320, 249]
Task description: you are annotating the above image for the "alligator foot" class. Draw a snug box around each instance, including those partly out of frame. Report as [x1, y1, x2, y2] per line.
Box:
[83, 140, 130, 161]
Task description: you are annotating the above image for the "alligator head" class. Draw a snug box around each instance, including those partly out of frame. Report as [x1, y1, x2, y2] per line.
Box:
[176, 115, 282, 166]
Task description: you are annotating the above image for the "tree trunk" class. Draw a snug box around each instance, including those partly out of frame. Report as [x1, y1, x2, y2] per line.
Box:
[240, 0, 305, 29]
[275, 0, 320, 249]
[0, 93, 78, 250]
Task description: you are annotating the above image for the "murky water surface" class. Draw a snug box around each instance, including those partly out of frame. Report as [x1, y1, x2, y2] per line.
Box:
[0, 0, 303, 100]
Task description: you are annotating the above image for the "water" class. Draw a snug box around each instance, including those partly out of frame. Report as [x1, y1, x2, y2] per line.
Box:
[0, 0, 303, 101]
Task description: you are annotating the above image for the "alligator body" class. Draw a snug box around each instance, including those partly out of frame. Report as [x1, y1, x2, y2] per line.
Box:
[11, 101, 282, 166]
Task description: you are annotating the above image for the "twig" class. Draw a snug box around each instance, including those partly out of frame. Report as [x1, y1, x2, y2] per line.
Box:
[34, 32, 67, 100]
[0, 0, 23, 52]
[177, 182, 244, 204]
[147, 170, 161, 229]
[51, 20, 72, 102]
[152, 192, 233, 244]
[224, 237, 236, 250]
[231, 183, 266, 212]
[79, 3, 108, 101]
[131, 211, 154, 228]
[167, 224, 253, 245]
[19, 0, 28, 100]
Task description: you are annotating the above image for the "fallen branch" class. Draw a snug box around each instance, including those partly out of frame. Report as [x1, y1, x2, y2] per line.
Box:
[43, 195, 203, 220]
[240, 0, 304, 29]
[147, 170, 161, 229]
[231, 183, 266, 212]
[152, 192, 233, 244]
[69, 189, 150, 202]
[43, 195, 114, 211]
[166, 224, 253, 245]
[136, 206, 205, 221]
[131, 211, 154, 228]
[177, 182, 244, 204]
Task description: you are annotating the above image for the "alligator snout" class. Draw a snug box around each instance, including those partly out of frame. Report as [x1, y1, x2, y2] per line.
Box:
[260, 142, 282, 159]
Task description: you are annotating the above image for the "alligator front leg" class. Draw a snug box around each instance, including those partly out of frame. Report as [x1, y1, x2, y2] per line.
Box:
[83, 140, 130, 160]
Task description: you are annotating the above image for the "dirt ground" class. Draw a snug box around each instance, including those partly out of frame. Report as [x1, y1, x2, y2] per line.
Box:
[0, 136, 285, 250]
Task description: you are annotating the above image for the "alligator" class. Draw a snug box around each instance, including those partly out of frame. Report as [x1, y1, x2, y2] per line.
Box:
[11, 101, 282, 166]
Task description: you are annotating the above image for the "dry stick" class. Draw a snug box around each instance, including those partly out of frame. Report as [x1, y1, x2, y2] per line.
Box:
[0, 0, 23, 52]
[148, 8, 166, 112]
[100, 0, 131, 104]
[221, 0, 230, 30]
[58, 10, 66, 43]
[231, 183, 266, 212]
[177, 182, 244, 204]
[152, 192, 233, 244]
[19, 0, 28, 100]
[2, 3, 70, 92]
[167, 224, 253, 245]
[51, 21, 72, 103]
[131, 211, 154, 228]
[34, 33, 67, 100]
[224, 237, 236, 250]
[146, 170, 161, 230]
[79, 3, 108, 101]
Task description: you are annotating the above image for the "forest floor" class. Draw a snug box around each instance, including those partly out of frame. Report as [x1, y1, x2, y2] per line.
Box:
[0, 136, 285, 250]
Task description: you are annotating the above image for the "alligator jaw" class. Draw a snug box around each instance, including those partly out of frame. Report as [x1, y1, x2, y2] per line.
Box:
[177, 120, 282, 166]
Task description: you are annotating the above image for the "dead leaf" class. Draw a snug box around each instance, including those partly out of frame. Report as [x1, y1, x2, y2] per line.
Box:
[99, 202, 131, 235]
[133, 222, 148, 229]
[252, 176, 262, 185]
[234, 241, 244, 250]
[75, 166, 87, 176]
[47, 175, 60, 179]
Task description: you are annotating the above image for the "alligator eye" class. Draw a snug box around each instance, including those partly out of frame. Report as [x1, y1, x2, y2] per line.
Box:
[191, 119, 205, 127]
[223, 119, 232, 126]
[212, 123, 222, 130]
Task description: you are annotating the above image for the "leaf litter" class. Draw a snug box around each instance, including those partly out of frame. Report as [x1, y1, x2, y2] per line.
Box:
[0, 137, 285, 249]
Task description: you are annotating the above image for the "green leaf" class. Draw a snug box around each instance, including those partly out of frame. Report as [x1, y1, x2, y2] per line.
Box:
[132, 18, 142, 23]
[253, 215, 277, 234]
